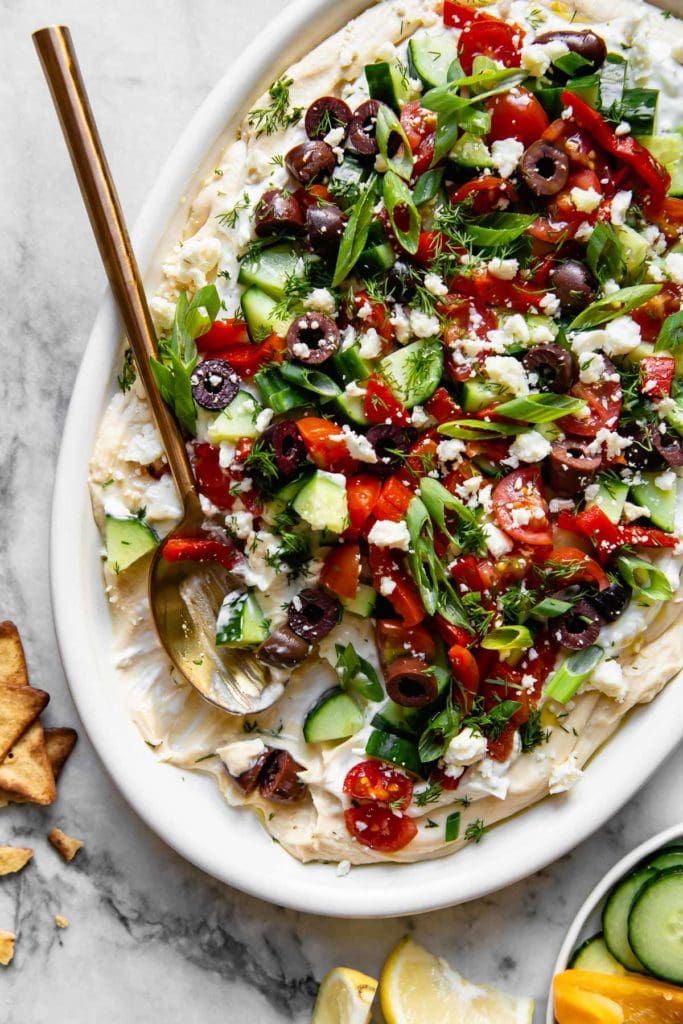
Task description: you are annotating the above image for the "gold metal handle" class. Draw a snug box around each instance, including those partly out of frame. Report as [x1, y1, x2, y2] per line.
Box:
[33, 25, 200, 515]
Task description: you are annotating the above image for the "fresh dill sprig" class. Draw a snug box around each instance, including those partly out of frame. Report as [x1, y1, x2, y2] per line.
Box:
[266, 528, 312, 581]
[243, 441, 281, 498]
[248, 76, 304, 138]
[118, 347, 136, 393]
[464, 818, 487, 843]
[499, 580, 539, 625]
[414, 780, 444, 807]
[270, 153, 285, 167]
[519, 708, 551, 752]
[217, 192, 250, 230]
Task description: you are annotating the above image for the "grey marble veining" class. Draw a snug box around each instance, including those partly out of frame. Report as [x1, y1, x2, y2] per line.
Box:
[1, 2, 683, 1021]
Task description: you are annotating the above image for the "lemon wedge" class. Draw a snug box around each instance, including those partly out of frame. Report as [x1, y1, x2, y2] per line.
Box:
[380, 937, 534, 1024]
[311, 966, 378, 1024]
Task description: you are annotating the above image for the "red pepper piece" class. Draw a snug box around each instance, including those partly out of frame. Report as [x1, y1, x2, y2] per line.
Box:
[557, 506, 677, 564]
[161, 536, 239, 571]
[363, 375, 411, 426]
[640, 355, 675, 400]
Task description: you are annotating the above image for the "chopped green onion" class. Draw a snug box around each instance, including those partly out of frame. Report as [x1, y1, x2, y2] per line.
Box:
[553, 51, 593, 76]
[419, 477, 480, 551]
[568, 284, 662, 331]
[456, 105, 491, 136]
[383, 171, 421, 254]
[279, 362, 341, 399]
[407, 496, 470, 628]
[616, 553, 673, 604]
[655, 309, 683, 351]
[481, 625, 533, 652]
[620, 88, 658, 135]
[493, 393, 587, 423]
[544, 646, 604, 704]
[531, 597, 573, 618]
[376, 104, 413, 181]
[418, 699, 461, 763]
[254, 367, 309, 412]
[432, 112, 462, 166]
[439, 419, 521, 440]
[366, 728, 423, 775]
[466, 212, 537, 249]
[332, 176, 378, 287]
[334, 643, 384, 702]
[586, 221, 624, 283]
[413, 167, 444, 206]
[445, 811, 461, 842]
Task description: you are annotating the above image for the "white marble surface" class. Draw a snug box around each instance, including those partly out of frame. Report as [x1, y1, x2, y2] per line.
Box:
[2, 1, 683, 1021]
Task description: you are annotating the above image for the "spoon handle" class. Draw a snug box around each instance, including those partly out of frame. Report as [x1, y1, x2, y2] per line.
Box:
[33, 25, 200, 514]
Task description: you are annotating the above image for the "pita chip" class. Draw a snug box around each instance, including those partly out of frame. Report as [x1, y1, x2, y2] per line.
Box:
[0, 721, 56, 805]
[0, 685, 49, 762]
[0, 846, 33, 876]
[48, 827, 83, 863]
[0, 622, 28, 688]
[44, 727, 78, 780]
[0, 931, 15, 966]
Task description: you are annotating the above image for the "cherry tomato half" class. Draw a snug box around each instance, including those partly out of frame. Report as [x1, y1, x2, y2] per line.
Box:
[558, 379, 622, 438]
[320, 543, 361, 600]
[544, 547, 609, 591]
[493, 467, 552, 546]
[344, 804, 418, 852]
[488, 87, 549, 148]
[458, 19, 523, 75]
[400, 101, 437, 177]
[343, 760, 414, 808]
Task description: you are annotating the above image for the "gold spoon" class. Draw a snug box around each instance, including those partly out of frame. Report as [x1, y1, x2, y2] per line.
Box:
[34, 25, 281, 715]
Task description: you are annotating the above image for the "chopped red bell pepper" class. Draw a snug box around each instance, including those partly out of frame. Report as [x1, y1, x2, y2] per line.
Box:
[448, 644, 480, 710]
[433, 616, 475, 648]
[561, 91, 670, 205]
[320, 543, 361, 600]
[369, 549, 425, 626]
[346, 474, 382, 536]
[297, 417, 357, 471]
[161, 536, 239, 570]
[190, 442, 234, 511]
[372, 476, 416, 522]
[557, 506, 677, 564]
[425, 387, 463, 424]
[640, 355, 675, 400]
[210, 332, 287, 378]
[363, 374, 411, 426]
[196, 317, 250, 353]
[376, 619, 437, 665]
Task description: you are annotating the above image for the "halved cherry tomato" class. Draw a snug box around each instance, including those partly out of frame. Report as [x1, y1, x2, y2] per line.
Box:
[558, 378, 622, 438]
[449, 176, 517, 214]
[294, 184, 333, 209]
[372, 476, 416, 522]
[296, 417, 357, 471]
[493, 467, 552, 546]
[550, 169, 603, 224]
[414, 229, 454, 266]
[376, 619, 437, 664]
[448, 644, 480, 711]
[190, 442, 234, 511]
[161, 536, 239, 571]
[651, 196, 683, 239]
[212, 332, 287, 377]
[443, 0, 498, 26]
[196, 317, 249, 353]
[343, 760, 414, 808]
[449, 269, 546, 313]
[320, 543, 361, 600]
[640, 355, 675, 399]
[458, 19, 523, 75]
[396, 435, 440, 484]
[450, 554, 487, 593]
[369, 549, 426, 626]
[400, 101, 437, 177]
[344, 804, 418, 852]
[353, 291, 395, 345]
[364, 374, 411, 426]
[488, 87, 549, 148]
[346, 474, 382, 534]
[544, 547, 609, 591]
[424, 387, 463, 424]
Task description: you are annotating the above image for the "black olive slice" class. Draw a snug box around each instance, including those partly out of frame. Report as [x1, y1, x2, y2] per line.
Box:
[385, 657, 439, 708]
[550, 260, 598, 312]
[286, 312, 340, 365]
[306, 203, 346, 255]
[522, 342, 577, 393]
[556, 599, 602, 650]
[588, 582, 631, 623]
[534, 30, 607, 74]
[258, 749, 307, 803]
[261, 420, 307, 479]
[254, 188, 305, 237]
[348, 99, 381, 156]
[285, 141, 336, 185]
[287, 588, 341, 642]
[649, 422, 683, 467]
[257, 625, 310, 668]
[547, 438, 602, 496]
[232, 748, 271, 795]
[365, 424, 417, 478]
[190, 359, 240, 410]
[305, 96, 352, 141]
[520, 140, 569, 197]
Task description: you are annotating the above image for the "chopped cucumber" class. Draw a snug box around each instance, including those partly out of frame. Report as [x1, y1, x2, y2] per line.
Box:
[208, 390, 262, 443]
[587, 476, 629, 525]
[379, 339, 443, 409]
[408, 32, 459, 88]
[365, 61, 411, 111]
[365, 728, 423, 775]
[254, 367, 310, 413]
[331, 344, 373, 385]
[602, 866, 658, 972]
[525, 313, 559, 339]
[303, 686, 364, 743]
[628, 868, 683, 984]
[341, 583, 377, 617]
[630, 471, 676, 532]
[647, 845, 683, 871]
[105, 515, 158, 574]
[292, 470, 349, 533]
[615, 224, 650, 279]
[371, 700, 427, 739]
[568, 934, 627, 975]
[566, 73, 600, 109]
[215, 591, 269, 647]
[359, 241, 396, 274]
[461, 378, 502, 412]
[666, 395, 683, 437]
[449, 132, 493, 169]
[241, 285, 292, 342]
[262, 476, 310, 524]
[333, 392, 370, 427]
[237, 243, 305, 299]
[622, 340, 655, 367]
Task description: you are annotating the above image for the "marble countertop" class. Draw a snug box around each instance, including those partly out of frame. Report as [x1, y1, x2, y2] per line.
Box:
[2, 1, 683, 1020]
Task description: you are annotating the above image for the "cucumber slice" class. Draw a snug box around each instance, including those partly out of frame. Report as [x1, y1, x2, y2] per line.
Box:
[371, 701, 427, 739]
[461, 378, 502, 412]
[359, 242, 396, 274]
[379, 340, 443, 409]
[408, 32, 459, 88]
[615, 225, 649, 280]
[293, 470, 349, 533]
[207, 390, 262, 443]
[587, 476, 629, 525]
[254, 367, 310, 413]
[105, 515, 158, 574]
[630, 471, 676, 532]
[365, 61, 410, 111]
[241, 285, 292, 342]
[341, 583, 377, 617]
[333, 392, 370, 427]
[568, 934, 627, 975]
[331, 344, 373, 386]
[216, 591, 269, 648]
[628, 868, 683, 984]
[303, 686, 364, 743]
[602, 866, 658, 971]
[237, 243, 304, 299]
[449, 132, 493, 169]
[647, 845, 683, 871]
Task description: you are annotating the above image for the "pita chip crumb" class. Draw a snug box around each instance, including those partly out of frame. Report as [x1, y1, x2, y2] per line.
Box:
[0, 846, 33, 876]
[0, 931, 15, 966]
[54, 915, 69, 929]
[48, 827, 83, 863]
[44, 727, 78, 781]
[0, 622, 28, 688]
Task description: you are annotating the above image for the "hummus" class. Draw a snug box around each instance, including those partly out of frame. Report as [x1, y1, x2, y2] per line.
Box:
[90, 0, 683, 865]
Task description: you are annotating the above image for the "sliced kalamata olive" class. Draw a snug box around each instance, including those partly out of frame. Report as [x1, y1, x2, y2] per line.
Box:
[387, 261, 417, 303]
[556, 599, 602, 650]
[534, 30, 607, 73]
[520, 140, 569, 197]
[288, 588, 341, 642]
[232, 748, 271, 795]
[588, 582, 631, 623]
[547, 438, 602, 496]
[254, 188, 304, 236]
[623, 423, 663, 471]
[522, 343, 577, 393]
[385, 657, 439, 708]
[649, 422, 683, 467]
[366, 424, 417, 478]
[257, 625, 310, 668]
[305, 96, 353, 141]
[262, 420, 307, 478]
[259, 749, 307, 803]
[550, 260, 598, 312]
[286, 312, 340, 365]
[306, 203, 346, 255]
[190, 359, 240, 410]
[348, 99, 381, 156]
[285, 141, 336, 185]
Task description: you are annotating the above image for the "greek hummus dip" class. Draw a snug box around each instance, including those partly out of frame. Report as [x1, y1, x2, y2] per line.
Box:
[91, 0, 683, 864]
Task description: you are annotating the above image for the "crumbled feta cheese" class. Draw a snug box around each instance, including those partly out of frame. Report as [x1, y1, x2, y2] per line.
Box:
[664, 252, 683, 284]
[225, 511, 254, 539]
[488, 257, 519, 280]
[410, 405, 429, 428]
[615, 121, 631, 137]
[590, 659, 627, 702]
[570, 186, 602, 213]
[588, 428, 632, 460]
[340, 325, 356, 351]
[490, 138, 525, 179]
[336, 859, 351, 878]
[530, 324, 555, 344]
[549, 753, 583, 794]
[509, 430, 552, 464]
[483, 522, 513, 558]
[367, 519, 411, 551]
[443, 728, 488, 771]
[646, 262, 665, 283]
[579, 353, 606, 385]
[292, 341, 311, 359]
[655, 470, 677, 491]
[232, 530, 280, 590]
[610, 190, 632, 226]
[149, 296, 177, 333]
[323, 126, 346, 148]
[218, 738, 266, 778]
[623, 501, 650, 522]
[163, 235, 222, 290]
[390, 305, 411, 344]
[122, 423, 164, 465]
[549, 498, 576, 513]
[539, 292, 561, 316]
[304, 288, 336, 314]
[484, 355, 529, 396]
[379, 576, 397, 596]
[409, 308, 441, 338]
[603, 278, 620, 296]
[336, 424, 378, 463]
[345, 380, 367, 398]
[424, 272, 449, 296]
[255, 408, 274, 433]
[358, 328, 382, 359]
[520, 39, 568, 77]
[574, 221, 594, 242]
[436, 439, 466, 463]
[571, 317, 642, 358]
[218, 441, 237, 469]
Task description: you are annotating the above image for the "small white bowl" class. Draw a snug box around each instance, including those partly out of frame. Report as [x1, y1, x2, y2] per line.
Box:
[545, 823, 683, 1024]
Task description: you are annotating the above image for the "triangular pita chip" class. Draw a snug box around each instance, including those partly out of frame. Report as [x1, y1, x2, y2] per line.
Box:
[0, 931, 15, 966]
[0, 685, 49, 762]
[0, 721, 56, 805]
[0, 622, 28, 688]
[44, 727, 78, 780]
[0, 847, 33, 875]
[48, 827, 83, 863]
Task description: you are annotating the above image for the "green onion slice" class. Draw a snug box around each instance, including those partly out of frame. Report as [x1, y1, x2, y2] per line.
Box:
[655, 309, 683, 351]
[616, 553, 673, 604]
[279, 362, 341, 398]
[445, 811, 461, 842]
[413, 167, 444, 206]
[376, 104, 413, 181]
[568, 284, 662, 331]
[544, 646, 604, 704]
[334, 643, 384, 702]
[481, 625, 533, 652]
[493, 393, 587, 423]
[332, 176, 378, 287]
[531, 597, 573, 618]
[467, 212, 537, 249]
[383, 171, 420, 255]
[439, 419, 521, 440]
